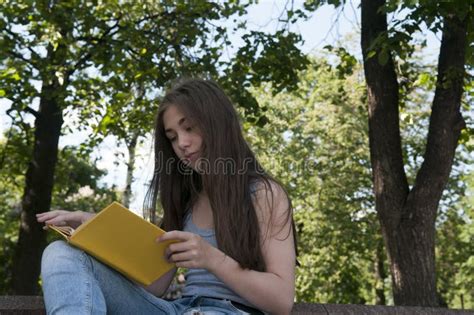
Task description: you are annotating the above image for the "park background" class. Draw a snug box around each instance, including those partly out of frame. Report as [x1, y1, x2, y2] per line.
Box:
[0, 0, 472, 310]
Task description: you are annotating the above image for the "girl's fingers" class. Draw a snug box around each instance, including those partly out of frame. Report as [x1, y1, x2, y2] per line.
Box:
[36, 210, 67, 221]
[37, 210, 66, 216]
[167, 241, 191, 253]
[44, 213, 66, 222]
[36, 213, 59, 222]
[158, 230, 190, 242]
[46, 219, 67, 226]
[169, 251, 192, 263]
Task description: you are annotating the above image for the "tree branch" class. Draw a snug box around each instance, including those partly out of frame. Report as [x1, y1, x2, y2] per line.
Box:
[68, 16, 123, 75]
[6, 49, 34, 66]
[69, 12, 165, 76]
[3, 28, 41, 67]
[408, 12, 468, 223]
[361, 0, 408, 228]
[23, 106, 39, 118]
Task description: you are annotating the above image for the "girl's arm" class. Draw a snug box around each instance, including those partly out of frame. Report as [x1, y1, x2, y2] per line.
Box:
[160, 182, 296, 315]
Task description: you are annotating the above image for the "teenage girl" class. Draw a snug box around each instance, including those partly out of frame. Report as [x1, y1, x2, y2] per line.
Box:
[37, 78, 297, 315]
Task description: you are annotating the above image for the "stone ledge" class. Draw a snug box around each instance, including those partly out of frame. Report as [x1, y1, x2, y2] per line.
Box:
[1, 296, 473, 314]
[0, 296, 45, 315]
[291, 302, 474, 314]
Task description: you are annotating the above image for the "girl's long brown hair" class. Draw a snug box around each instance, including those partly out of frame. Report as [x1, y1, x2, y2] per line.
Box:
[144, 78, 297, 271]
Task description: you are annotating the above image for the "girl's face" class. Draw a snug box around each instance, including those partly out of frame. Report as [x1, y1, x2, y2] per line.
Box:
[163, 105, 203, 169]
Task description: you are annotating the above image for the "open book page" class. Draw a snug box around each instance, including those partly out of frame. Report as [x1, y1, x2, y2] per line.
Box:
[47, 225, 75, 239]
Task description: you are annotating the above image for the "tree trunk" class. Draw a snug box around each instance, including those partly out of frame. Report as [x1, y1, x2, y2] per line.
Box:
[122, 131, 139, 208]
[361, 0, 467, 306]
[11, 41, 68, 294]
[11, 84, 64, 294]
[375, 238, 386, 305]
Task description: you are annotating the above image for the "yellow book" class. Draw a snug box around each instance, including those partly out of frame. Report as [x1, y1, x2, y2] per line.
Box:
[48, 201, 176, 286]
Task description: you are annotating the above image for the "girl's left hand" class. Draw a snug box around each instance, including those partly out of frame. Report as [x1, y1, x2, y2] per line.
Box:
[158, 231, 218, 270]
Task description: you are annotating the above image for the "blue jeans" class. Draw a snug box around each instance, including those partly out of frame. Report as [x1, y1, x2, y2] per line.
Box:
[41, 241, 250, 314]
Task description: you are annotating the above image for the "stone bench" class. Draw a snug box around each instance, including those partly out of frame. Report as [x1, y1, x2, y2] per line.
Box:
[0, 296, 472, 314]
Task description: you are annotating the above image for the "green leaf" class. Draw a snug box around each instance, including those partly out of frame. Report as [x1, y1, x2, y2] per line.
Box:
[11, 72, 20, 81]
[415, 73, 431, 86]
[367, 50, 376, 59]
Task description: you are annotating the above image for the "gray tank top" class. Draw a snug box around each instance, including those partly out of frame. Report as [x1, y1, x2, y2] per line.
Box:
[182, 202, 257, 308]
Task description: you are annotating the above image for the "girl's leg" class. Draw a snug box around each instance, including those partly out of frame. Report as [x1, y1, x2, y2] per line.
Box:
[41, 240, 174, 314]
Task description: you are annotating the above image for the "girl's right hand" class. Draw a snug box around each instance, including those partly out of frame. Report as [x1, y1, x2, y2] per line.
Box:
[36, 210, 95, 229]
[159, 230, 218, 271]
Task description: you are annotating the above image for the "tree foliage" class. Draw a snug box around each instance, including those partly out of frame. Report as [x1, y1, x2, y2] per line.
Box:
[1, 0, 472, 304]
[245, 46, 473, 306]
[294, 0, 473, 306]
[0, 0, 309, 293]
[0, 128, 118, 293]
[244, 57, 382, 303]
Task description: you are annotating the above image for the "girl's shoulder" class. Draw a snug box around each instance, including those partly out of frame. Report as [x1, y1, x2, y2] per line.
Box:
[249, 177, 286, 196]
[249, 178, 261, 195]
[249, 178, 289, 211]
[250, 178, 292, 236]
